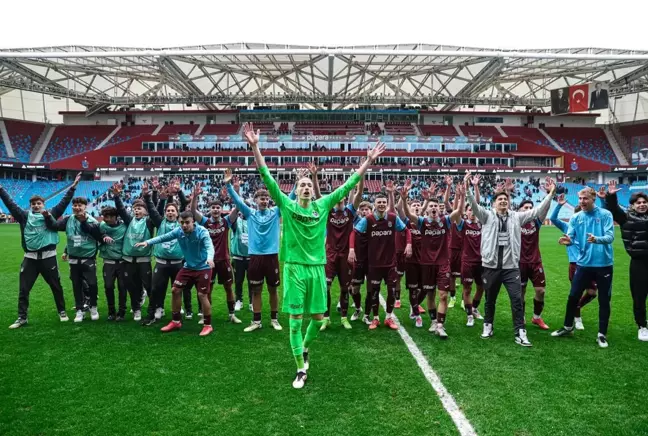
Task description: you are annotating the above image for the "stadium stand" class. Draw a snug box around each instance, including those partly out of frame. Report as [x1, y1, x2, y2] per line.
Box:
[461, 125, 500, 137]
[294, 121, 365, 135]
[502, 126, 550, 145]
[106, 125, 157, 146]
[384, 122, 416, 135]
[418, 125, 459, 136]
[3, 120, 46, 162]
[250, 122, 275, 134]
[0, 179, 31, 213]
[158, 124, 199, 135]
[544, 127, 617, 165]
[46, 180, 113, 215]
[42, 125, 115, 162]
[201, 124, 240, 135]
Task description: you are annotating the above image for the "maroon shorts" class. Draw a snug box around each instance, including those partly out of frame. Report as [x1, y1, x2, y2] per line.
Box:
[450, 249, 462, 277]
[520, 262, 546, 288]
[396, 253, 407, 277]
[174, 268, 213, 294]
[248, 254, 280, 289]
[461, 262, 483, 287]
[368, 266, 398, 288]
[421, 263, 451, 292]
[326, 253, 353, 289]
[351, 262, 367, 285]
[211, 259, 234, 285]
[569, 263, 598, 290]
[405, 263, 423, 291]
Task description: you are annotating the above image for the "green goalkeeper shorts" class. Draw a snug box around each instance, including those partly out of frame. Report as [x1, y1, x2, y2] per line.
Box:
[282, 263, 327, 316]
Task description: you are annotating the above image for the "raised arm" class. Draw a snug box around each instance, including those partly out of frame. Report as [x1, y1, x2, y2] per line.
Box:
[399, 185, 419, 224]
[604, 181, 628, 226]
[51, 172, 81, 219]
[190, 183, 204, 223]
[386, 180, 396, 214]
[142, 183, 163, 228]
[471, 174, 481, 204]
[112, 183, 132, 225]
[443, 176, 453, 212]
[321, 141, 386, 210]
[464, 172, 489, 224]
[0, 185, 28, 224]
[550, 194, 569, 233]
[517, 177, 556, 225]
[308, 162, 322, 200]
[450, 183, 465, 224]
[353, 174, 365, 209]
[227, 206, 239, 230]
[243, 123, 292, 208]
[226, 171, 252, 218]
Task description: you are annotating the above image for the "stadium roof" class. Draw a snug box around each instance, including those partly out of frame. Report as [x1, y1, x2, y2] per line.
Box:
[1, 43, 648, 115]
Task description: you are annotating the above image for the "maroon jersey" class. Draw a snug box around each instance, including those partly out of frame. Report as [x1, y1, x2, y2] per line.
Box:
[418, 215, 451, 266]
[406, 220, 421, 264]
[520, 218, 543, 264]
[395, 228, 407, 254]
[352, 229, 368, 264]
[460, 219, 482, 264]
[449, 222, 464, 251]
[202, 215, 234, 261]
[326, 205, 356, 255]
[366, 213, 398, 268]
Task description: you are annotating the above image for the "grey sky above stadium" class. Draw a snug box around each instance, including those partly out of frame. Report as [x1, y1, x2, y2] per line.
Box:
[1, 0, 646, 51]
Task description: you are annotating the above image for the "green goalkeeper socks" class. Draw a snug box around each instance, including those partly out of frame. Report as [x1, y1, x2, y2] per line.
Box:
[289, 318, 305, 370]
[303, 318, 325, 349]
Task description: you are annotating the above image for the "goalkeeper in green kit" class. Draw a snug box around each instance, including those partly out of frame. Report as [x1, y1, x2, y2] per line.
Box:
[243, 123, 386, 389]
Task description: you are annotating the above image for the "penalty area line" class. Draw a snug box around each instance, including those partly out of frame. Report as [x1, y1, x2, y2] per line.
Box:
[378, 294, 477, 436]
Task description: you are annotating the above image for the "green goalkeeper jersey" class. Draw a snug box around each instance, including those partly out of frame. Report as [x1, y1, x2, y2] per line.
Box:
[259, 166, 361, 266]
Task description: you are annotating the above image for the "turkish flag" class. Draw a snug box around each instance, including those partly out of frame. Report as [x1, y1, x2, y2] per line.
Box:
[569, 84, 590, 113]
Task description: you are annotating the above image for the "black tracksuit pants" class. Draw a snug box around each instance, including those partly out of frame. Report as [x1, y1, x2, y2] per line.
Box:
[103, 260, 127, 315]
[482, 267, 525, 333]
[629, 259, 648, 328]
[149, 261, 190, 318]
[69, 258, 99, 311]
[233, 256, 251, 304]
[18, 255, 66, 319]
[124, 261, 152, 312]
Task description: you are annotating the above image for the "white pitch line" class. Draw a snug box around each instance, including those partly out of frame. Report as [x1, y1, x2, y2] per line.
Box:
[379, 294, 477, 436]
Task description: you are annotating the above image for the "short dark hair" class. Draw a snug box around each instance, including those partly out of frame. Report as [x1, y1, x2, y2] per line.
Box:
[493, 190, 509, 201]
[132, 200, 146, 209]
[101, 206, 118, 218]
[179, 211, 194, 221]
[209, 200, 223, 207]
[375, 193, 387, 200]
[254, 189, 269, 199]
[165, 202, 179, 213]
[359, 201, 372, 209]
[29, 195, 45, 204]
[518, 200, 534, 210]
[72, 197, 88, 205]
[630, 192, 648, 205]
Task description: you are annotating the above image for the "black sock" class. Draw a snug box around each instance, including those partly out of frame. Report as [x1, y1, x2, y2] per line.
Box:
[271, 310, 278, 320]
[227, 300, 234, 314]
[428, 308, 437, 320]
[253, 312, 261, 322]
[533, 299, 544, 317]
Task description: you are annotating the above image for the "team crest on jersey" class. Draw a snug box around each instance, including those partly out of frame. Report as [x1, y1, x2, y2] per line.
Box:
[204, 273, 209, 280]
[539, 267, 543, 273]
[388, 221, 393, 228]
[312, 211, 319, 218]
[343, 210, 348, 217]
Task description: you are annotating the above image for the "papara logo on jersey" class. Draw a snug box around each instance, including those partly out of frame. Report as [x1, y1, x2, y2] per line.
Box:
[292, 213, 318, 224]
[329, 217, 350, 226]
[424, 229, 446, 236]
[371, 230, 393, 237]
[465, 229, 481, 236]
[521, 227, 537, 236]
[410, 228, 421, 236]
[208, 227, 226, 235]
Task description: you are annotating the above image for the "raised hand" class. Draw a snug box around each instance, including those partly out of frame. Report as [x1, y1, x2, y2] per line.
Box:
[111, 182, 122, 196]
[455, 183, 466, 197]
[398, 184, 410, 200]
[463, 171, 472, 186]
[429, 183, 438, 196]
[385, 179, 395, 193]
[71, 172, 82, 189]
[420, 189, 430, 200]
[367, 141, 387, 162]
[607, 180, 621, 194]
[307, 162, 318, 176]
[192, 182, 203, 197]
[223, 168, 233, 184]
[597, 186, 606, 199]
[544, 177, 556, 194]
[151, 177, 160, 190]
[444, 175, 453, 186]
[557, 193, 567, 205]
[141, 183, 149, 196]
[496, 182, 505, 192]
[233, 176, 241, 193]
[505, 178, 514, 193]
[159, 187, 169, 200]
[243, 122, 260, 147]
[471, 174, 481, 186]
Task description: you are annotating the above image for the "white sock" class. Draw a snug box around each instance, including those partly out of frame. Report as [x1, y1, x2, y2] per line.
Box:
[533, 314, 541, 320]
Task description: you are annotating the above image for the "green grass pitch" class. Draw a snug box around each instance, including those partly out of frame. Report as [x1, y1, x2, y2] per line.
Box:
[0, 224, 647, 436]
